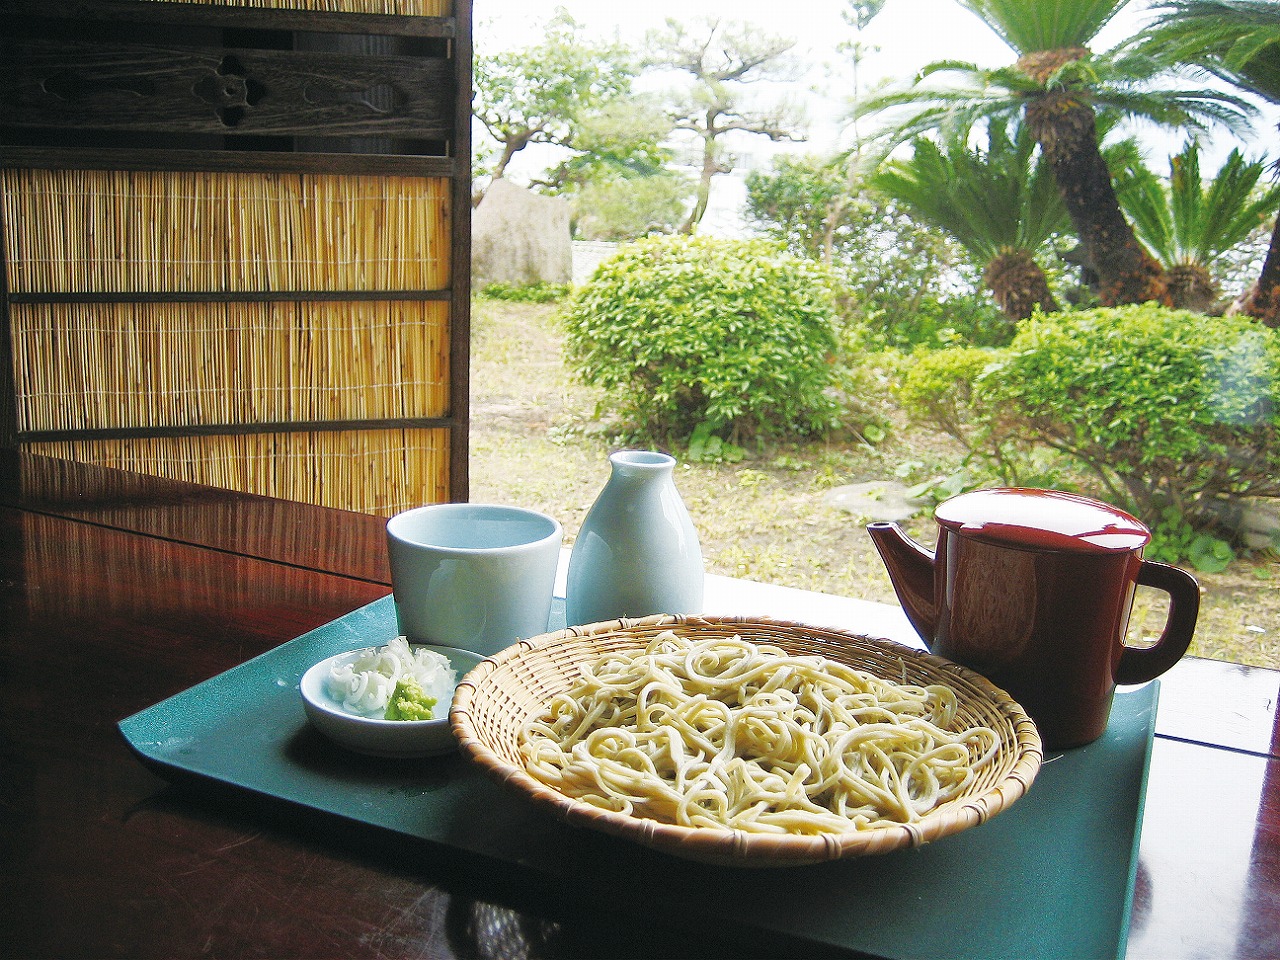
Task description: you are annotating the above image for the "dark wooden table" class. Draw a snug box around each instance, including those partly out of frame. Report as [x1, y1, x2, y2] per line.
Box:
[3, 451, 1277, 959]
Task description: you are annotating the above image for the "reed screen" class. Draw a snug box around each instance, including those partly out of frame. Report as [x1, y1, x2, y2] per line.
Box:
[29, 428, 450, 515]
[10, 300, 450, 433]
[1, 169, 450, 294]
[139, 0, 450, 17]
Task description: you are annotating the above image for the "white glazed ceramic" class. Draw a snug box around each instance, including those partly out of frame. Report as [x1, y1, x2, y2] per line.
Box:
[299, 644, 485, 758]
[386, 503, 563, 656]
[565, 450, 704, 626]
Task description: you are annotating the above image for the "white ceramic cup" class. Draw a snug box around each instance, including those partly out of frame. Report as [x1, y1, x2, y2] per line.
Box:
[386, 504, 563, 656]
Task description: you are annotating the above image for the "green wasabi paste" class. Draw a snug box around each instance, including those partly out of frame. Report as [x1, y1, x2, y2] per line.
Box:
[384, 676, 438, 721]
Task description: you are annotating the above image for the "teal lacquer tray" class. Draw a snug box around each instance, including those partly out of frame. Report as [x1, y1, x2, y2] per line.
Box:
[120, 594, 1157, 960]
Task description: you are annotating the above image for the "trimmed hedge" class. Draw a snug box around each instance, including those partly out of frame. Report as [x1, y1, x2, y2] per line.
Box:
[562, 235, 841, 442]
[897, 304, 1280, 552]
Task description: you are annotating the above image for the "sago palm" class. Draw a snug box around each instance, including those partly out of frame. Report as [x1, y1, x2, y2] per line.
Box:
[1113, 141, 1280, 312]
[1140, 0, 1280, 325]
[854, 0, 1254, 307]
[870, 120, 1067, 321]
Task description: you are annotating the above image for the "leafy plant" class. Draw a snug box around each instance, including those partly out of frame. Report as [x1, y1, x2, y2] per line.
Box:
[562, 235, 841, 442]
[643, 18, 805, 233]
[895, 346, 1003, 452]
[745, 154, 1009, 349]
[983, 305, 1279, 548]
[1139, 0, 1280, 324]
[897, 304, 1280, 564]
[904, 467, 983, 507]
[1112, 141, 1280, 312]
[870, 119, 1067, 322]
[472, 10, 651, 192]
[855, 0, 1254, 307]
[1147, 506, 1237, 572]
[568, 169, 690, 240]
[687, 421, 747, 464]
[478, 281, 572, 303]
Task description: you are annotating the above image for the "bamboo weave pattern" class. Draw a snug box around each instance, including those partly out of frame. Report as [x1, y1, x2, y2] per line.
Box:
[11, 300, 449, 432]
[1, 169, 450, 294]
[30, 428, 449, 515]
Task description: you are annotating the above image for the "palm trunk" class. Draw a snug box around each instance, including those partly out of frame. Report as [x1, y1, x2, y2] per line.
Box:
[984, 248, 1059, 321]
[1166, 262, 1220, 313]
[1025, 94, 1170, 308]
[1239, 210, 1280, 328]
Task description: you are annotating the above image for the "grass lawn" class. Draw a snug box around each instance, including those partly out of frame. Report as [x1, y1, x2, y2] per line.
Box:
[468, 297, 1280, 670]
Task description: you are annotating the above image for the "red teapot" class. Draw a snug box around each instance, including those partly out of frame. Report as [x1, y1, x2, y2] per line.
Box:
[868, 488, 1200, 748]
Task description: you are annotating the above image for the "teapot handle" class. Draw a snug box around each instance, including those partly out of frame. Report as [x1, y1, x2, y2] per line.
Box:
[1116, 560, 1201, 685]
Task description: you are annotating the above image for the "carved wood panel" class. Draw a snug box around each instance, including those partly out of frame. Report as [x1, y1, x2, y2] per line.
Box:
[1, 35, 454, 140]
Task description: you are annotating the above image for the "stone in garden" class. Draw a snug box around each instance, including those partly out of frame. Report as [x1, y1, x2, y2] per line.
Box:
[824, 481, 928, 523]
[472, 178, 572, 287]
[1240, 498, 1280, 550]
[1201, 496, 1280, 550]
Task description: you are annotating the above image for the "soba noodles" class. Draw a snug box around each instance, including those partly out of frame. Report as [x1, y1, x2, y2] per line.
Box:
[518, 631, 1000, 834]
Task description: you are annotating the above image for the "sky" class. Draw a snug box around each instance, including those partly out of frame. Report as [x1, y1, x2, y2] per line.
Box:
[471, 0, 1278, 233]
[475, 0, 1055, 71]
[472, 0, 1159, 134]
[474, 0, 1023, 157]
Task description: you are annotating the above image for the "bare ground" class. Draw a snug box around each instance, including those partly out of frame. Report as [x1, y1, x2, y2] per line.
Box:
[468, 299, 1280, 670]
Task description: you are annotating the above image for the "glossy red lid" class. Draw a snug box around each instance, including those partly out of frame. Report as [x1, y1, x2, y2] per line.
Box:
[934, 488, 1150, 553]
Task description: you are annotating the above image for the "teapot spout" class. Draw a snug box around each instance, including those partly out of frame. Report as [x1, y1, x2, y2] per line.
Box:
[867, 521, 939, 645]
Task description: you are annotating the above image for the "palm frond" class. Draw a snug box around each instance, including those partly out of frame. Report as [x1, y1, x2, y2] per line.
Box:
[1141, 0, 1280, 104]
[955, 0, 1132, 53]
[1168, 144, 1205, 257]
[1114, 141, 1280, 267]
[869, 119, 1068, 262]
[1114, 162, 1177, 261]
[853, 42, 1257, 159]
[1195, 149, 1280, 263]
[1088, 81, 1258, 139]
[852, 61, 1046, 155]
[852, 78, 1022, 156]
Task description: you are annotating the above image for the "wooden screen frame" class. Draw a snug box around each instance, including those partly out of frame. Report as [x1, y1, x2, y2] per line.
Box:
[0, 0, 472, 506]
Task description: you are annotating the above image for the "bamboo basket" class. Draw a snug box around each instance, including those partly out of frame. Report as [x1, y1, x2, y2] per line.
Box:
[29, 428, 449, 515]
[453, 615, 1043, 868]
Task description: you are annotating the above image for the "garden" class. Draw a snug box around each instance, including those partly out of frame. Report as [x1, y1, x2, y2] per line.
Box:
[468, 284, 1280, 670]
[468, 1, 1280, 670]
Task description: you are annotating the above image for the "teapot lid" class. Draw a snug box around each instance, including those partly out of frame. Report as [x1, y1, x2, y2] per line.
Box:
[935, 488, 1150, 553]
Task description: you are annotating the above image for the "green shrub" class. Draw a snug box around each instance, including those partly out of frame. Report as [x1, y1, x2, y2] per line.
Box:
[561, 235, 841, 442]
[896, 305, 1280, 564]
[896, 346, 1003, 450]
[858, 290, 1015, 351]
[992, 305, 1278, 551]
[893, 344, 1072, 500]
[477, 281, 571, 303]
[745, 155, 1013, 350]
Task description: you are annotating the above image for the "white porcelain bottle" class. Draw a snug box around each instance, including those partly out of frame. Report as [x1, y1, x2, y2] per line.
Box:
[565, 450, 704, 627]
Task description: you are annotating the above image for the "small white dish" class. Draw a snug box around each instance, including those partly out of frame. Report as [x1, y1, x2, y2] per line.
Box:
[300, 643, 485, 758]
